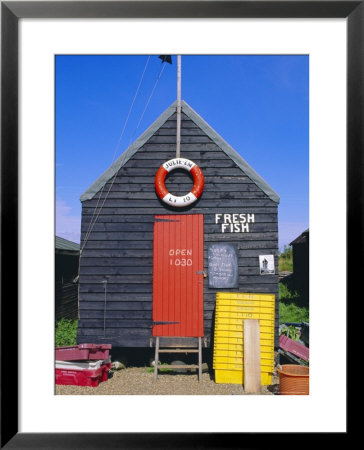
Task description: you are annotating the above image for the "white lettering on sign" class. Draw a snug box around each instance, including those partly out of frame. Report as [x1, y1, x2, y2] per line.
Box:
[215, 213, 255, 233]
[169, 249, 193, 266]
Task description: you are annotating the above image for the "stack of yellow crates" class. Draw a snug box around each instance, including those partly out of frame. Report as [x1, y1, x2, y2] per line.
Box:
[213, 292, 275, 385]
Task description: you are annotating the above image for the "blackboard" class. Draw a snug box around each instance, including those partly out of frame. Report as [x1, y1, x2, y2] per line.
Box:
[208, 243, 238, 288]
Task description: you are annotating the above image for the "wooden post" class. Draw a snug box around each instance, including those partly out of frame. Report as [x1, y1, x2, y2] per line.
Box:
[176, 54, 181, 158]
[154, 336, 160, 382]
[243, 319, 261, 394]
[198, 337, 202, 381]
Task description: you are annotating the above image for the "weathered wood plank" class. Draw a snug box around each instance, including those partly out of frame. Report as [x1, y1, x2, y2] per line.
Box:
[124, 158, 238, 169]
[244, 319, 261, 394]
[147, 135, 213, 144]
[80, 248, 277, 262]
[84, 189, 268, 201]
[81, 223, 154, 233]
[79, 301, 152, 311]
[77, 327, 151, 336]
[80, 222, 277, 234]
[79, 274, 153, 284]
[132, 151, 230, 160]
[83, 198, 277, 208]
[79, 310, 152, 319]
[204, 232, 278, 242]
[79, 265, 153, 275]
[78, 319, 152, 328]
[79, 255, 275, 267]
[79, 284, 152, 293]
[160, 119, 198, 129]
[81, 230, 278, 243]
[100, 175, 258, 184]
[81, 212, 277, 223]
[81, 213, 277, 225]
[153, 127, 207, 136]
[79, 293, 152, 301]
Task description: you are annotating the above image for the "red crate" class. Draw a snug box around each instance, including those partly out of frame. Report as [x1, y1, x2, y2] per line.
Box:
[55, 343, 111, 361]
[55, 362, 111, 387]
[279, 335, 309, 361]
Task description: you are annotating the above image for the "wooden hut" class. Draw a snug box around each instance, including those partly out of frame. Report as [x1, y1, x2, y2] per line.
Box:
[55, 236, 79, 321]
[77, 100, 280, 348]
[290, 228, 309, 304]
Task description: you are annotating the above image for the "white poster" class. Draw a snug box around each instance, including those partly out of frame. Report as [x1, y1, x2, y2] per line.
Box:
[259, 255, 275, 275]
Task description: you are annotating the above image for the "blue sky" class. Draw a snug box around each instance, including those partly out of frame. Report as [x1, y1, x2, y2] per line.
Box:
[56, 55, 308, 250]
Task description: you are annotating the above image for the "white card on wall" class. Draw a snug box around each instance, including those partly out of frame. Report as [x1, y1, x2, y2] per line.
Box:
[259, 255, 275, 275]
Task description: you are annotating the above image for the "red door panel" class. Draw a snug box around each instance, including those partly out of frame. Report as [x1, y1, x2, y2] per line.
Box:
[153, 214, 204, 337]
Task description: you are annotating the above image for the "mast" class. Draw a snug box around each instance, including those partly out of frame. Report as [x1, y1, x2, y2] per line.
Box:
[176, 55, 181, 158]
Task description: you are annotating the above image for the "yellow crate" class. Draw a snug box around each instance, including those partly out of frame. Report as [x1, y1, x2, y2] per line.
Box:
[216, 301, 275, 308]
[213, 357, 274, 372]
[214, 344, 244, 353]
[214, 346, 274, 358]
[216, 293, 275, 302]
[214, 337, 273, 348]
[215, 369, 272, 386]
[216, 297, 275, 304]
[213, 355, 274, 366]
[215, 323, 274, 335]
[216, 303, 274, 312]
[213, 292, 275, 387]
[215, 315, 274, 325]
[214, 330, 273, 342]
[214, 349, 244, 358]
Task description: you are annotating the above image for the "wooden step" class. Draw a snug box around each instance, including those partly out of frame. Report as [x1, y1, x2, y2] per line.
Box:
[162, 364, 199, 369]
[158, 349, 199, 353]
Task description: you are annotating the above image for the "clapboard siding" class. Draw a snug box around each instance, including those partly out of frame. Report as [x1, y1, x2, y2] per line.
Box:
[78, 107, 279, 348]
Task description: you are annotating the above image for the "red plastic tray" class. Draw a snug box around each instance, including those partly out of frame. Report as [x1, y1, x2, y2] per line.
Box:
[55, 343, 111, 361]
[279, 335, 309, 361]
[55, 362, 112, 387]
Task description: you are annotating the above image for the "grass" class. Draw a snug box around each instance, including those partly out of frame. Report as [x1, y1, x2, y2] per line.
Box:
[55, 318, 78, 347]
[279, 282, 309, 324]
[279, 302, 309, 323]
[278, 245, 293, 272]
[145, 363, 174, 373]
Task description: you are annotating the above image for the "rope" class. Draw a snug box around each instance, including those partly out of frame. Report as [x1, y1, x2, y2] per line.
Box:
[129, 62, 167, 146]
[81, 59, 168, 256]
[77, 57, 169, 320]
[77, 56, 150, 320]
[81, 56, 151, 254]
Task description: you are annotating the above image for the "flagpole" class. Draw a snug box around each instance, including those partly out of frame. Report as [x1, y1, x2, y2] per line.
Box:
[176, 54, 181, 158]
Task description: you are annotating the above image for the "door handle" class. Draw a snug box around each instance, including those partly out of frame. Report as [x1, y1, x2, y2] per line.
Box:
[196, 271, 207, 278]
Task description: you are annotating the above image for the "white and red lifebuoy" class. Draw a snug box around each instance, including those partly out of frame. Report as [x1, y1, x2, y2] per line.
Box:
[155, 158, 204, 207]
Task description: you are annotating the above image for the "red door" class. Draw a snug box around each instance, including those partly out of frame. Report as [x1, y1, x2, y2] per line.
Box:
[153, 214, 204, 337]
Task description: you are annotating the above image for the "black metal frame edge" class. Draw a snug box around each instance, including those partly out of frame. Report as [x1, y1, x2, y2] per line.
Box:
[1, 0, 356, 448]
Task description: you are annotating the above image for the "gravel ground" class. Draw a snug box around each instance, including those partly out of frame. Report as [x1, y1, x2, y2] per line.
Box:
[55, 366, 280, 395]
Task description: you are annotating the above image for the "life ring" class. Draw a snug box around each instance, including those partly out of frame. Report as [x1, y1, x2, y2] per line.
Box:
[155, 158, 204, 207]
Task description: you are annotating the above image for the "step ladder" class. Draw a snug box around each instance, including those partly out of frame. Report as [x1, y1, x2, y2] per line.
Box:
[153, 337, 203, 382]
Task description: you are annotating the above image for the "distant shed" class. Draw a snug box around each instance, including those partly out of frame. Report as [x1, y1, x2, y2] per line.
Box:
[290, 228, 309, 304]
[55, 236, 79, 321]
[77, 100, 280, 348]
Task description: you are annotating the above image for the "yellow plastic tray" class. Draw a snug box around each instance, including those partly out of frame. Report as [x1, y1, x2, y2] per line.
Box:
[215, 369, 272, 386]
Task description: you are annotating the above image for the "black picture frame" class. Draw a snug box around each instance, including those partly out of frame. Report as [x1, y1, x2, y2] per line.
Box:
[1, 1, 356, 447]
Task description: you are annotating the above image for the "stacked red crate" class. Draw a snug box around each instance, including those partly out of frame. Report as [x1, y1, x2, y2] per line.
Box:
[55, 344, 112, 387]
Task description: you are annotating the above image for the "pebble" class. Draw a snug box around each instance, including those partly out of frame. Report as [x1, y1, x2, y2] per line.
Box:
[55, 367, 279, 395]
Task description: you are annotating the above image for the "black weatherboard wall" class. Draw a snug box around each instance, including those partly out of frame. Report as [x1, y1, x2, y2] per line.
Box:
[78, 101, 280, 348]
